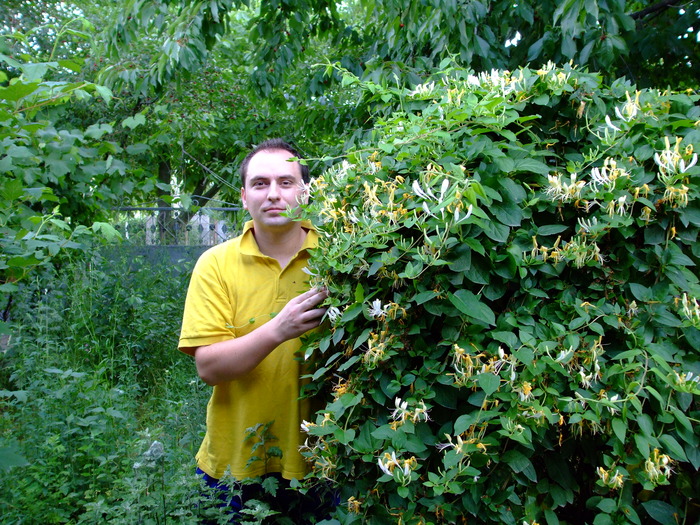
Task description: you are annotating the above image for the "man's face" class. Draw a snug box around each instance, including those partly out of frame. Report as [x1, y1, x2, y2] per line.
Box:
[241, 148, 307, 232]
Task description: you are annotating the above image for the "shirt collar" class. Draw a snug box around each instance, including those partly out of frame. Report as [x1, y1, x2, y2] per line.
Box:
[239, 220, 317, 257]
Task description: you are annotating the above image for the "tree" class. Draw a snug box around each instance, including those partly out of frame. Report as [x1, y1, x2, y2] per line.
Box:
[102, 0, 699, 98]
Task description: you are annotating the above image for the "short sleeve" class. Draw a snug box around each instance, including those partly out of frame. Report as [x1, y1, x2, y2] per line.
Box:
[178, 246, 236, 354]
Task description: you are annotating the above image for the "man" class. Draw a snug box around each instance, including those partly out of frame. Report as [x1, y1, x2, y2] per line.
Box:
[179, 138, 328, 519]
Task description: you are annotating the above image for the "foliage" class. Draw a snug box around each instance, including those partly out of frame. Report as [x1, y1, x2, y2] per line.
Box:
[103, 0, 700, 100]
[0, 0, 94, 65]
[0, 253, 217, 523]
[0, 48, 169, 325]
[300, 63, 700, 524]
[348, 0, 700, 89]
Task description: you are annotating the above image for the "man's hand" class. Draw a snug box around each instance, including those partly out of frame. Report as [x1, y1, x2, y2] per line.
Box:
[273, 287, 329, 341]
[193, 287, 328, 385]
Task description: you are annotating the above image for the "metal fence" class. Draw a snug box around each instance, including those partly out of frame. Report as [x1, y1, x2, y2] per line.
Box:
[113, 206, 244, 247]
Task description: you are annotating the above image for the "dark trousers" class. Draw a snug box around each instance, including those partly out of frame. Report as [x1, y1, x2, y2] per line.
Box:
[197, 468, 336, 524]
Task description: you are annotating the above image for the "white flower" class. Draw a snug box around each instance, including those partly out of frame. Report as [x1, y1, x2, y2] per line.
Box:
[301, 266, 315, 276]
[439, 178, 450, 201]
[326, 306, 341, 323]
[579, 367, 594, 389]
[391, 397, 409, 421]
[680, 153, 698, 173]
[412, 180, 431, 200]
[368, 299, 388, 319]
[578, 216, 599, 234]
[605, 114, 620, 132]
[378, 451, 399, 477]
[455, 204, 473, 223]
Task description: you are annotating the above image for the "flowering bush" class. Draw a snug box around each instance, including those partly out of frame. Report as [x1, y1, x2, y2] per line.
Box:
[300, 64, 700, 524]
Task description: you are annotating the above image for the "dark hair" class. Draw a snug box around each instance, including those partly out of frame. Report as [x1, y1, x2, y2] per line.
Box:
[240, 138, 309, 185]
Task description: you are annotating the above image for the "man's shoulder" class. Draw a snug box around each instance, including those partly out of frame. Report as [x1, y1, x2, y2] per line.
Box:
[195, 234, 245, 267]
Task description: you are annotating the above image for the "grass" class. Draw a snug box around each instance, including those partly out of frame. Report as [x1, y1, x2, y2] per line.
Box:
[0, 251, 225, 523]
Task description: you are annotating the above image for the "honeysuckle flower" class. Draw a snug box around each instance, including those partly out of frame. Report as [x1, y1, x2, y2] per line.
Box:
[607, 394, 621, 415]
[545, 173, 586, 202]
[326, 306, 341, 323]
[577, 216, 598, 234]
[605, 114, 620, 132]
[378, 451, 399, 477]
[555, 347, 573, 363]
[579, 367, 594, 389]
[300, 420, 315, 432]
[597, 466, 625, 490]
[645, 449, 673, 483]
[409, 81, 436, 97]
[391, 397, 409, 421]
[412, 401, 431, 422]
[615, 91, 641, 122]
[439, 178, 450, 201]
[590, 157, 628, 192]
[655, 137, 697, 178]
[514, 381, 533, 401]
[347, 496, 362, 514]
[368, 299, 388, 319]
[454, 204, 473, 223]
[673, 370, 700, 388]
[681, 293, 700, 322]
[421, 201, 437, 218]
[412, 179, 432, 200]
[663, 185, 690, 208]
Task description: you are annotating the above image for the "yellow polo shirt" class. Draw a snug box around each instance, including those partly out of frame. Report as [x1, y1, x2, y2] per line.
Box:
[179, 220, 316, 480]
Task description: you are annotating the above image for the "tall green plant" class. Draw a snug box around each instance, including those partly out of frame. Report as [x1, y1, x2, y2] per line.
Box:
[0, 48, 162, 334]
[300, 64, 700, 524]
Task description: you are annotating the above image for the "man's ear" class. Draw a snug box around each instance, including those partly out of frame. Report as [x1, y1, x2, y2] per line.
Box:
[241, 187, 247, 209]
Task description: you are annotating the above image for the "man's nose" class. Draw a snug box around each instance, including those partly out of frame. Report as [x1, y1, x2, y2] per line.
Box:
[267, 181, 280, 199]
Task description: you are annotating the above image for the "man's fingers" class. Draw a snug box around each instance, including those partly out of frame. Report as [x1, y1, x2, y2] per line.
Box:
[299, 287, 328, 309]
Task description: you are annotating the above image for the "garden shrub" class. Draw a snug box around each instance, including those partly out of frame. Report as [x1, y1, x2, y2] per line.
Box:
[300, 63, 700, 524]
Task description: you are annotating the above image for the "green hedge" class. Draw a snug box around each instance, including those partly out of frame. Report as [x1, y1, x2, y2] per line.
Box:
[300, 63, 700, 524]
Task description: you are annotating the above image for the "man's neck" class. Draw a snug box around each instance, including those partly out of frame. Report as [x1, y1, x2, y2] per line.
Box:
[251, 223, 307, 268]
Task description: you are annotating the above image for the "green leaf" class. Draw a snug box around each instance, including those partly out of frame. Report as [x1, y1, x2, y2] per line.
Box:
[0, 81, 40, 101]
[611, 418, 626, 443]
[454, 413, 479, 435]
[513, 158, 550, 175]
[597, 498, 617, 513]
[502, 449, 531, 473]
[491, 331, 519, 348]
[122, 113, 147, 129]
[126, 143, 150, 155]
[658, 434, 687, 461]
[628, 283, 652, 302]
[449, 289, 495, 326]
[537, 224, 569, 236]
[477, 373, 500, 395]
[641, 500, 679, 524]
[94, 85, 113, 103]
[636, 413, 653, 436]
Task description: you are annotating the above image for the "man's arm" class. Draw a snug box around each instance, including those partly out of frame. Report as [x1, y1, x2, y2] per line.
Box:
[192, 287, 327, 385]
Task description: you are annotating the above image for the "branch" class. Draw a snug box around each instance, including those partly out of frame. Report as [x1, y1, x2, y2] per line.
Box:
[630, 0, 682, 20]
